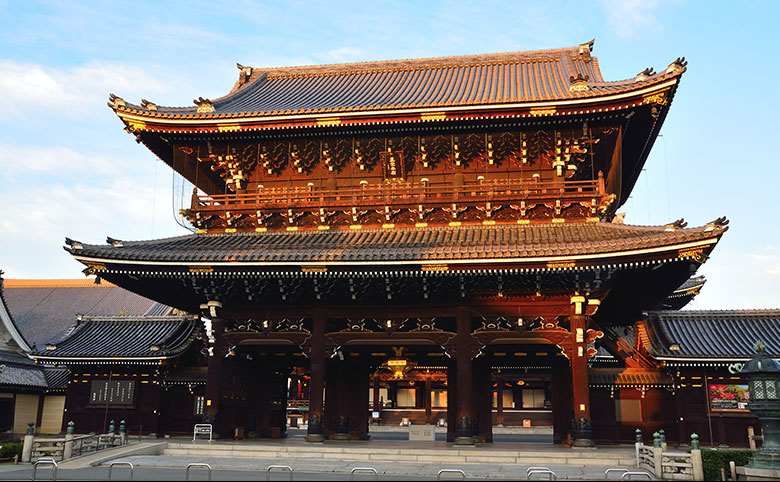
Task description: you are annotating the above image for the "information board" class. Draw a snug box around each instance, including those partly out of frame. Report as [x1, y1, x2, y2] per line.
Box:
[89, 380, 135, 406]
[709, 383, 749, 410]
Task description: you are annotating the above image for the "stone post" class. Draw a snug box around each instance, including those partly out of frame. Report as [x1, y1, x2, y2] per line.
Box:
[652, 431, 663, 479]
[119, 420, 127, 445]
[635, 428, 643, 467]
[660, 428, 667, 451]
[63, 421, 74, 460]
[21, 422, 34, 463]
[691, 433, 703, 481]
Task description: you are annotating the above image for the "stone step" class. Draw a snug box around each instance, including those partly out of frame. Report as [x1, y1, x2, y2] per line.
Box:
[163, 442, 635, 466]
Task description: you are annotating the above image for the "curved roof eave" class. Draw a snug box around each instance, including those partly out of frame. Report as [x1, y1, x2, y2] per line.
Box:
[0, 277, 33, 353]
[112, 76, 682, 130]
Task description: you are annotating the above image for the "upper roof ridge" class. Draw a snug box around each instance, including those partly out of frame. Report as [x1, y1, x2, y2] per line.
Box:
[247, 43, 591, 81]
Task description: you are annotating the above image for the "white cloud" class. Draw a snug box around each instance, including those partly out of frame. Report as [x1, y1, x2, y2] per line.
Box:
[0, 59, 170, 119]
[600, 0, 665, 38]
[0, 144, 119, 175]
[320, 47, 366, 64]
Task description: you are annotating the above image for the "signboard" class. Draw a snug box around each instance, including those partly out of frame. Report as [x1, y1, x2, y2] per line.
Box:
[380, 150, 405, 180]
[193, 423, 213, 442]
[89, 380, 135, 406]
[710, 384, 750, 410]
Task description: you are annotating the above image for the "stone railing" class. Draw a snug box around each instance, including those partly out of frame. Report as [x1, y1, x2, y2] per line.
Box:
[21, 419, 131, 463]
[635, 429, 704, 481]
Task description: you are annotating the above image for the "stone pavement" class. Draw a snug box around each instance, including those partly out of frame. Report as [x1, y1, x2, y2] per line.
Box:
[0, 438, 656, 480]
[49, 438, 652, 480]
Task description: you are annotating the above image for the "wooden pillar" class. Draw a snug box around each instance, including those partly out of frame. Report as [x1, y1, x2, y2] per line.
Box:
[306, 314, 326, 442]
[372, 375, 381, 413]
[204, 318, 224, 437]
[496, 380, 504, 426]
[446, 359, 457, 442]
[570, 296, 594, 447]
[455, 309, 475, 444]
[552, 355, 572, 444]
[475, 357, 493, 443]
[424, 378, 432, 424]
[347, 359, 369, 440]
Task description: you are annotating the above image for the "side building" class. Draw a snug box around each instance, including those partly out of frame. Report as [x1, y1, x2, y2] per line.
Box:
[0, 274, 68, 439]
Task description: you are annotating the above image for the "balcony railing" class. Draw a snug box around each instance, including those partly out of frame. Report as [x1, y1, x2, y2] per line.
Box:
[190, 177, 604, 216]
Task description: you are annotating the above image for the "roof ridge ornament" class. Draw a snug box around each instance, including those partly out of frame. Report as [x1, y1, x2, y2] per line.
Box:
[140, 99, 157, 111]
[569, 73, 590, 92]
[665, 57, 688, 75]
[578, 39, 595, 62]
[664, 218, 687, 231]
[635, 67, 656, 82]
[237, 63, 253, 84]
[107, 93, 125, 109]
[193, 97, 215, 113]
[705, 216, 729, 231]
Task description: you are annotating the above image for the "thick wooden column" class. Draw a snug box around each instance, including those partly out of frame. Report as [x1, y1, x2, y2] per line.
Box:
[372, 375, 381, 413]
[455, 309, 475, 444]
[496, 381, 504, 426]
[204, 318, 224, 437]
[306, 314, 326, 442]
[551, 356, 572, 444]
[424, 378, 432, 424]
[474, 357, 493, 443]
[570, 296, 594, 447]
[347, 359, 369, 440]
[446, 359, 457, 442]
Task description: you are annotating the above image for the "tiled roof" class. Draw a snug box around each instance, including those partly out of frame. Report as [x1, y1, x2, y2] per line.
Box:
[115, 42, 685, 119]
[31, 316, 200, 360]
[42, 367, 70, 392]
[0, 359, 48, 391]
[164, 367, 207, 385]
[644, 310, 780, 360]
[2, 280, 173, 349]
[589, 369, 673, 386]
[67, 221, 724, 265]
[0, 275, 32, 352]
[655, 275, 706, 310]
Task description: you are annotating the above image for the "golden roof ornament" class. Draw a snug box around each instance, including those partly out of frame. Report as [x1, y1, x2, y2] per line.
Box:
[569, 73, 590, 92]
[193, 97, 215, 113]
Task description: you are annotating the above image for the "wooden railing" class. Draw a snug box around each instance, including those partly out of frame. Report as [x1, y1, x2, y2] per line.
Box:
[190, 177, 604, 215]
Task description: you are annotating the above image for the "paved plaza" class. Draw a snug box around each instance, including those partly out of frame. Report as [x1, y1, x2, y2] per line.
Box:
[0, 434, 656, 481]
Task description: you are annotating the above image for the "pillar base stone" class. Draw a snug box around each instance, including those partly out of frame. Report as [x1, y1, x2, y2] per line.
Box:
[454, 436, 476, 445]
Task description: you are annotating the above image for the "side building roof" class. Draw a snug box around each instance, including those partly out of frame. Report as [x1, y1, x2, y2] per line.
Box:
[2, 278, 174, 350]
[642, 310, 780, 365]
[0, 272, 69, 393]
[31, 315, 201, 364]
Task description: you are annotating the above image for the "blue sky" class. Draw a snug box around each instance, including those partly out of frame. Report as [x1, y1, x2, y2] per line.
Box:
[0, 0, 777, 309]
